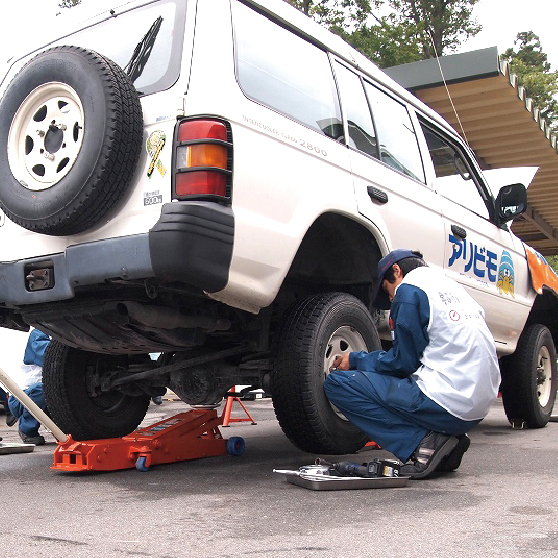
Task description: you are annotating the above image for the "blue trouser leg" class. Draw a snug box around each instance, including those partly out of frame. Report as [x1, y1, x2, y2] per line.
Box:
[324, 369, 480, 462]
[8, 383, 46, 437]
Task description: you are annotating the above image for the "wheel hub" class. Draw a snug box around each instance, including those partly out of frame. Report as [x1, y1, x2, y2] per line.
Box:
[323, 325, 368, 420]
[536, 346, 552, 406]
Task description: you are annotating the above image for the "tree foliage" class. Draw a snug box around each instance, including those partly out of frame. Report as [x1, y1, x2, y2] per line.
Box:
[501, 32, 558, 131]
[381, 0, 481, 59]
[285, 0, 482, 69]
[285, 0, 371, 28]
[546, 255, 558, 274]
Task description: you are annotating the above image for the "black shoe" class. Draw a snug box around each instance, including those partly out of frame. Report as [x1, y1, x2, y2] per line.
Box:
[400, 431, 459, 479]
[151, 396, 163, 405]
[5, 413, 17, 427]
[18, 431, 45, 446]
[436, 434, 471, 472]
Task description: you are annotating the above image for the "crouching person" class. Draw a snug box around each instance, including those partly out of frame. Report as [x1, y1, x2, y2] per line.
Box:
[324, 249, 500, 479]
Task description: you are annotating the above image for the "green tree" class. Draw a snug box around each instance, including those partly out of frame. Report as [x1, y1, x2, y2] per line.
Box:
[501, 32, 558, 130]
[546, 255, 558, 274]
[382, 0, 481, 59]
[338, 19, 424, 68]
[285, 0, 482, 69]
[285, 0, 371, 28]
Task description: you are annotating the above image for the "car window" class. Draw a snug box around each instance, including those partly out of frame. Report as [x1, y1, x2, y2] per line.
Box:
[63, 0, 185, 97]
[421, 124, 490, 219]
[363, 81, 425, 182]
[334, 63, 378, 158]
[233, 1, 342, 139]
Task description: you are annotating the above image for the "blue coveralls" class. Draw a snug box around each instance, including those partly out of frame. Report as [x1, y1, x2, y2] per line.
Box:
[323, 283, 480, 462]
[8, 329, 50, 438]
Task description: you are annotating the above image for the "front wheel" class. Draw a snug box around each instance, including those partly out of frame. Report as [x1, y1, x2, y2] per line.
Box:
[43, 341, 150, 440]
[500, 324, 557, 428]
[271, 292, 381, 454]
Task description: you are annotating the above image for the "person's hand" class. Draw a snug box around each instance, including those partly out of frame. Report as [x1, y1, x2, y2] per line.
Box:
[331, 353, 350, 371]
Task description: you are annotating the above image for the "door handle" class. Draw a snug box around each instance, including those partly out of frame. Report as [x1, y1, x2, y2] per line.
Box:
[367, 186, 388, 204]
[451, 224, 467, 239]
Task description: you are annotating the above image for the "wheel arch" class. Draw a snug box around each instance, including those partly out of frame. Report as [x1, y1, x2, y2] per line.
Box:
[525, 289, 558, 350]
[277, 212, 385, 310]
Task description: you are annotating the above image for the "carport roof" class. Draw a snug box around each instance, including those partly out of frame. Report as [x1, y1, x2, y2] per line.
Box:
[385, 47, 558, 256]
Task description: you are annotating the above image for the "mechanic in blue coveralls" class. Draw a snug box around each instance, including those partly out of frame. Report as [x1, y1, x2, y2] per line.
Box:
[7, 329, 50, 445]
[324, 249, 500, 479]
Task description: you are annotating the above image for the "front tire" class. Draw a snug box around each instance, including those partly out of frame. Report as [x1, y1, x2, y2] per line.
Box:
[271, 293, 381, 454]
[43, 341, 150, 440]
[500, 324, 557, 428]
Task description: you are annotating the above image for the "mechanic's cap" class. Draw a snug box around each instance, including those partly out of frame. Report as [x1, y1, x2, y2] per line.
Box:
[373, 249, 417, 310]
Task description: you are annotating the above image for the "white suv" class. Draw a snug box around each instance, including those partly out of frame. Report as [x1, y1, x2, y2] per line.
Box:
[0, 0, 555, 453]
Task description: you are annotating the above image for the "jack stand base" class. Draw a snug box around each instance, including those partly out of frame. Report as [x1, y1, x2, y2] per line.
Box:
[52, 409, 245, 472]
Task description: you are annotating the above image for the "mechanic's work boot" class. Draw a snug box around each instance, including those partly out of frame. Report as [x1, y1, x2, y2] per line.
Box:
[18, 431, 45, 445]
[436, 434, 471, 473]
[5, 412, 17, 427]
[400, 431, 459, 479]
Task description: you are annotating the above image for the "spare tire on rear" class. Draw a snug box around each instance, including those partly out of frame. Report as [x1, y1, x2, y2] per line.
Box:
[0, 46, 143, 235]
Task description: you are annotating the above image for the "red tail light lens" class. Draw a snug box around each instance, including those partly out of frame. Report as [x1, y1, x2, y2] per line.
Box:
[175, 171, 227, 197]
[173, 119, 231, 200]
[177, 120, 228, 142]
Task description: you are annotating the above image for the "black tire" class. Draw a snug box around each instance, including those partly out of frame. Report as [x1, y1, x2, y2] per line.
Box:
[271, 292, 381, 454]
[0, 46, 143, 235]
[43, 340, 150, 440]
[500, 324, 557, 428]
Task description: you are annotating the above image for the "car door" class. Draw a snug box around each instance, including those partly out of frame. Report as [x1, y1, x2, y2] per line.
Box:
[333, 61, 445, 270]
[418, 119, 531, 350]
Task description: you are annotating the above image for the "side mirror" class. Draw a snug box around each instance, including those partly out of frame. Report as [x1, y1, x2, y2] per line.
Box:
[495, 183, 527, 224]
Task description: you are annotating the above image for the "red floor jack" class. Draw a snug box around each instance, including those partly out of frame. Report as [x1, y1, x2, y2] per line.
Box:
[0, 366, 245, 472]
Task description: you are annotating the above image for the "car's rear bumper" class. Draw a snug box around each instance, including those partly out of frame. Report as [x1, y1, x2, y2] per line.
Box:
[0, 201, 234, 307]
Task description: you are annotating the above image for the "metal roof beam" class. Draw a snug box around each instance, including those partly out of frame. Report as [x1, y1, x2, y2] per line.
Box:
[522, 204, 558, 246]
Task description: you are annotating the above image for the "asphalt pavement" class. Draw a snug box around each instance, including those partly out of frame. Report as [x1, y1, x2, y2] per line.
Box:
[0, 395, 557, 558]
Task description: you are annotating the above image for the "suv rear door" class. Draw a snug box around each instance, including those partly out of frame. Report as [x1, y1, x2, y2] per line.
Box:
[334, 62, 445, 269]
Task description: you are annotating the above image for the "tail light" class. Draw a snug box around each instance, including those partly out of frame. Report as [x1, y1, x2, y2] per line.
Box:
[173, 118, 232, 200]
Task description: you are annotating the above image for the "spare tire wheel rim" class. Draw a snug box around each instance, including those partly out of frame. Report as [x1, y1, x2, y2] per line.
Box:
[7, 81, 84, 191]
[324, 325, 368, 420]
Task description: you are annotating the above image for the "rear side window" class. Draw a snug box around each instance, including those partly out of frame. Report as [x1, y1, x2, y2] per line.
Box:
[233, 1, 342, 139]
[60, 0, 186, 96]
[335, 63, 378, 158]
[364, 82, 425, 182]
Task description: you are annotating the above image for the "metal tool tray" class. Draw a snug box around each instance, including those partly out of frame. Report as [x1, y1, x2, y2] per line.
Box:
[0, 443, 35, 455]
[280, 471, 409, 491]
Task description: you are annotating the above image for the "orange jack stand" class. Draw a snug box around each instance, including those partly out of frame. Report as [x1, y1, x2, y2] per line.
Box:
[222, 390, 257, 426]
[51, 409, 245, 472]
